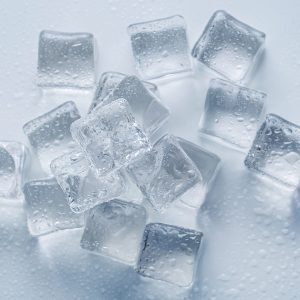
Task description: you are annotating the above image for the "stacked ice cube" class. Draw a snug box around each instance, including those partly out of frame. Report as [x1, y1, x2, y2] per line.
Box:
[5, 8, 300, 290]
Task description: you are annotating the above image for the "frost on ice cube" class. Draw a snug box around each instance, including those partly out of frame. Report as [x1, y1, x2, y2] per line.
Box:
[51, 150, 125, 213]
[81, 199, 147, 264]
[71, 98, 151, 177]
[37, 30, 95, 88]
[0, 141, 28, 199]
[23, 178, 84, 236]
[192, 10, 265, 82]
[245, 114, 300, 187]
[136, 223, 203, 287]
[199, 79, 266, 149]
[23, 101, 80, 174]
[128, 15, 191, 79]
[89, 71, 158, 112]
[92, 75, 169, 136]
[127, 135, 203, 211]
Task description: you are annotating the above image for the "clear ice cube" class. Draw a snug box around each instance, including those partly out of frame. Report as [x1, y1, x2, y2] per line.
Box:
[37, 30, 96, 88]
[245, 114, 300, 187]
[23, 178, 84, 236]
[0, 141, 28, 199]
[127, 135, 203, 211]
[23, 101, 81, 174]
[51, 150, 125, 213]
[128, 15, 191, 79]
[81, 199, 147, 264]
[136, 223, 203, 287]
[71, 98, 151, 177]
[192, 10, 265, 82]
[199, 79, 266, 149]
[89, 71, 158, 112]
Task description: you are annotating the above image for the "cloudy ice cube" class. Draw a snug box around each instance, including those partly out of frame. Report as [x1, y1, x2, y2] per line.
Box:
[23, 101, 80, 174]
[37, 30, 95, 88]
[136, 223, 203, 287]
[192, 10, 265, 82]
[199, 79, 266, 149]
[0, 141, 28, 199]
[51, 150, 125, 213]
[128, 15, 191, 79]
[127, 135, 202, 211]
[81, 199, 147, 264]
[71, 98, 151, 177]
[89, 71, 158, 112]
[23, 178, 84, 236]
[245, 114, 300, 187]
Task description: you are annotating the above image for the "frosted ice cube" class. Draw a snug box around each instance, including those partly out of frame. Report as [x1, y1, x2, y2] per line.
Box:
[192, 10, 265, 82]
[245, 114, 300, 187]
[128, 15, 191, 79]
[81, 199, 147, 264]
[51, 150, 125, 213]
[199, 79, 266, 149]
[127, 135, 202, 211]
[0, 141, 28, 199]
[23, 178, 84, 236]
[23, 101, 80, 174]
[37, 30, 95, 88]
[71, 98, 151, 177]
[89, 71, 158, 112]
[136, 223, 203, 287]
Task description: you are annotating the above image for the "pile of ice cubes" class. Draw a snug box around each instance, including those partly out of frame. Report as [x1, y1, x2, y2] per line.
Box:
[2, 10, 300, 288]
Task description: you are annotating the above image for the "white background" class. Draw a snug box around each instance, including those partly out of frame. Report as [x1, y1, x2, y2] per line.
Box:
[0, 0, 300, 299]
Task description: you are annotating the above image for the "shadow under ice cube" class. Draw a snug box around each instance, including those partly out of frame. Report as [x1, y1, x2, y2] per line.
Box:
[199, 79, 266, 149]
[136, 223, 203, 287]
[192, 10, 265, 82]
[128, 15, 191, 79]
[0, 141, 28, 199]
[23, 178, 84, 236]
[51, 150, 125, 213]
[71, 98, 151, 177]
[245, 114, 300, 187]
[81, 199, 147, 264]
[23, 101, 80, 174]
[37, 30, 96, 88]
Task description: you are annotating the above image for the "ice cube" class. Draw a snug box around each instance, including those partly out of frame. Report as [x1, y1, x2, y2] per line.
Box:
[89, 71, 158, 112]
[127, 135, 203, 211]
[199, 79, 266, 149]
[23, 101, 81, 174]
[136, 223, 203, 287]
[245, 114, 300, 187]
[128, 15, 191, 79]
[37, 30, 95, 88]
[23, 178, 84, 236]
[81, 199, 147, 264]
[192, 10, 265, 82]
[71, 98, 151, 177]
[51, 150, 125, 213]
[0, 141, 28, 199]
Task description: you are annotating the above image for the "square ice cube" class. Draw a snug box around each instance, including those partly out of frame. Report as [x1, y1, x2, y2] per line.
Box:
[89, 71, 158, 112]
[127, 135, 202, 211]
[199, 79, 266, 149]
[37, 30, 95, 88]
[23, 178, 84, 236]
[128, 15, 191, 79]
[192, 10, 265, 82]
[81, 199, 147, 264]
[245, 114, 300, 187]
[136, 223, 203, 287]
[23, 101, 80, 174]
[51, 150, 125, 213]
[0, 141, 28, 199]
[71, 98, 151, 177]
